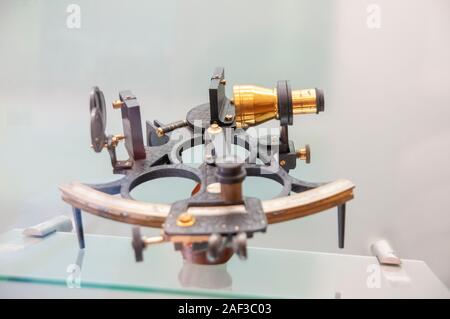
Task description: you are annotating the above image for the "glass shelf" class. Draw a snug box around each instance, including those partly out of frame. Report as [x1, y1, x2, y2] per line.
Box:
[0, 230, 448, 298]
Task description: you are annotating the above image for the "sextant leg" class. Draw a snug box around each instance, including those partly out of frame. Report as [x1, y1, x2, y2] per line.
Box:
[338, 204, 346, 249]
[72, 207, 85, 249]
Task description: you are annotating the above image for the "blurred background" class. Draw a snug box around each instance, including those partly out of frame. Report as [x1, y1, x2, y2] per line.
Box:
[0, 0, 449, 287]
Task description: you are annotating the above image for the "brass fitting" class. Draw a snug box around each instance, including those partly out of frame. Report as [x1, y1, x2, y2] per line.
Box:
[233, 85, 277, 126]
[296, 144, 311, 164]
[112, 100, 124, 109]
[156, 127, 165, 137]
[176, 213, 196, 227]
[90, 134, 125, 150]
[232, 85, 324, 127]
[110, 134, 125, 147]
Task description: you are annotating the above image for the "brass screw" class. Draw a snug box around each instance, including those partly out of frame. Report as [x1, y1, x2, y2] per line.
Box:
[112, 100, 124, 109]
[176, 213, 195, 227]
[111, 134, 125, 147]
[224, 114, 234, 122]
[280, 160, 286, 166]
[155, 120, 188, 137]
[296, 144, 311, 164]
[156, 127, 165, 137]
[90, 134, 124, 149]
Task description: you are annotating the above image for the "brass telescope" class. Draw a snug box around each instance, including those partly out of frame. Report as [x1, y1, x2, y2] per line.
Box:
[232, 83, 324, 128]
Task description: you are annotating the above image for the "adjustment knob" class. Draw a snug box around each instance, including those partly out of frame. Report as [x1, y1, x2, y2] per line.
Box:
[297, 144, 311, 164]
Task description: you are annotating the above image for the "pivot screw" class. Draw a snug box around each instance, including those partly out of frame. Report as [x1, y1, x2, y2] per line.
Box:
[176, 213, 195, 227]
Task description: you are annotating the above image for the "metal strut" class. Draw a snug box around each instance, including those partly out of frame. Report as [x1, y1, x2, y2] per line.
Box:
[72, 207, 85, 249]
[338, 204, 346, 249]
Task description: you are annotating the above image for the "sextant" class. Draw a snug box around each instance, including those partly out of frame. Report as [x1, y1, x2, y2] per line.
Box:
[60, 67, 355, 264]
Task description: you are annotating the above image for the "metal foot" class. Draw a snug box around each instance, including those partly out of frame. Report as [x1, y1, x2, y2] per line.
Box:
[338, 204, 346, 249]
[72, 207, 85, 249]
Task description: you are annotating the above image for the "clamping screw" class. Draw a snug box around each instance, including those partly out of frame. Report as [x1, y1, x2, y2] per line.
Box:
[296, 144, 311, 164]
